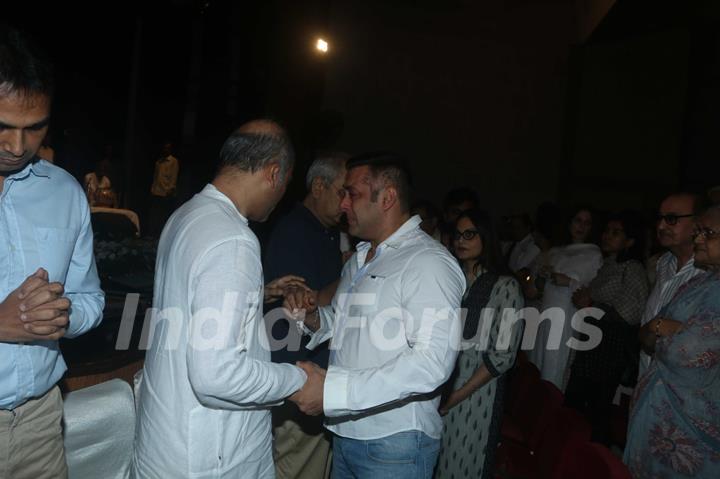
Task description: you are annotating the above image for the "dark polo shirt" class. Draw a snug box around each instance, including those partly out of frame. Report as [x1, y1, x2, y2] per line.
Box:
[264, 203, 342, 367]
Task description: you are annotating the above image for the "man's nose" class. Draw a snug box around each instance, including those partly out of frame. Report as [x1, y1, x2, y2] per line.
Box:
[2, 130, 25, 157]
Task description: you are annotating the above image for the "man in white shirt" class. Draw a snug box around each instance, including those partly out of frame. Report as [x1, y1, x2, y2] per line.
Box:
[504, 213, 541, 273]
[133, 121, 319, 478]
[638, 193, 704, 379]
[287, 152, 465, 479]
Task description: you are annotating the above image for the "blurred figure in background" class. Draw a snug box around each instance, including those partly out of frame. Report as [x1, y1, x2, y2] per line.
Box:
[519, 202, 564, 309]
[411, 199, 442, 241]
[148, 141, 179, 237]
[84, 154, 115, 207]
[528, 206, 603, 390]
[503, 212, 541, 274]
[566, 211, 649, 444]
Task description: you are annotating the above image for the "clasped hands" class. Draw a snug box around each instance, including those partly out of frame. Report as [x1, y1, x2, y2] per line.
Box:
[0, 268, 71, 342]
[289, 360, 326, 416]
[264, 275, 310, 303]
[269, 282, 326, 415]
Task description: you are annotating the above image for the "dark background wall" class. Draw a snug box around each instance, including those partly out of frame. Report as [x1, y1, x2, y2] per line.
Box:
[320, 0, 577, 214]
[6, 0, 719, 222]
[562, 0, 720, 214]
[563, 28, 691, 212]
[321, 0, 720, 216]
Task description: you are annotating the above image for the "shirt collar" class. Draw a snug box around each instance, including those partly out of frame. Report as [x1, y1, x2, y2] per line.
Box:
[200, 183, 248, 225]
[5, 158, 51, 182]
[356, 215, 422, 253]
[662, 251, 696, 272]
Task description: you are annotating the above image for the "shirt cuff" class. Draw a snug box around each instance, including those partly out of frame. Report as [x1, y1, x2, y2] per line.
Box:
[304, 306, 334, 350]
[271, 365, 307, 407]
[323, 366, 349, 416]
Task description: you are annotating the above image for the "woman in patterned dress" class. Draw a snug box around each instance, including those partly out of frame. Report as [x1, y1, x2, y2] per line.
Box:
[624, 206, 720, 478]
[436, 210, 524, 479]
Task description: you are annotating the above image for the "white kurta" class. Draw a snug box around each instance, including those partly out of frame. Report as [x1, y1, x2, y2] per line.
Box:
[529, 243, 602, 390]
[133, 184, 306, 478]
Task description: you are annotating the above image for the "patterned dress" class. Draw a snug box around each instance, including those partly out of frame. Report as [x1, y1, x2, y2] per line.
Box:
[436, 275, 524, 479]
[624, 272, 720, 478]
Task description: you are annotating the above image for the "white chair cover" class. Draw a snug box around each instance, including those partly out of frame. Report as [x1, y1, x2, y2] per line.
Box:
[63, 379, 135, 479]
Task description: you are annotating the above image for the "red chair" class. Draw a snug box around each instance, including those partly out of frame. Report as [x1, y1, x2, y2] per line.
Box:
[496, 406, 591, 478]
[502, 380, 564, 451]
[536, 408, 592, 478]
[496, 380, 564, 477]
[504, 360, 541, 415]
[554, 441, 632, 479]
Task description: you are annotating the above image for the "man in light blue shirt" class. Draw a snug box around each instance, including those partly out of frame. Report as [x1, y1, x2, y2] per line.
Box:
[0, 26, 105, 478]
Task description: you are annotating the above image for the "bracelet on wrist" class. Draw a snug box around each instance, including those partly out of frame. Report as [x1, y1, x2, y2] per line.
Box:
[655, 318, 663, 337]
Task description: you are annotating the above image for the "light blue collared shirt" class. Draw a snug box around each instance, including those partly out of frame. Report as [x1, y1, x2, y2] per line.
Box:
[0, 159, 105, 410]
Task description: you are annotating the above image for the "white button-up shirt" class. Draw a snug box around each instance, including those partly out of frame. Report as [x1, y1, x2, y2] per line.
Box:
[306, 215, 465, 440]
[133, 184, 306, 478]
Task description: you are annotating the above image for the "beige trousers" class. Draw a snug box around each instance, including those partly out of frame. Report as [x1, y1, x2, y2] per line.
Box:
[273, 402, 332, 479]
[0, 386, 67, 479]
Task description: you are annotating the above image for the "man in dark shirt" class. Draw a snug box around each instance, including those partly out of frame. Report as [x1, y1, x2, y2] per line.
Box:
[264, 152, 347, 479]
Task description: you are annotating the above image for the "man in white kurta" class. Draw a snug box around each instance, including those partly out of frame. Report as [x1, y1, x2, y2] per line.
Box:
[133, 122, 308, 478]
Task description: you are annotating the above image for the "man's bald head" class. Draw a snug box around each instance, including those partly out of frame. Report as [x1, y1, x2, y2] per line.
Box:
[663, 192, 700, 212]
[235, 119, 284, 136]
[217, 119, 294, 181]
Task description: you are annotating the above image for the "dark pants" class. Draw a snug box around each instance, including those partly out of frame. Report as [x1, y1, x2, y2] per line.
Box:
[565, 371, 620, 446]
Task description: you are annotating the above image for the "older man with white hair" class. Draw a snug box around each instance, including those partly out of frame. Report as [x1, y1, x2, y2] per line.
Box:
[264, 152, 348, 479]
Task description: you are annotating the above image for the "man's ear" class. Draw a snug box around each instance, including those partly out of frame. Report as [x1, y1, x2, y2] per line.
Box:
[624, 238, 636, 251]
[267, 164, 281, 189]
[381, 186, 398, 212]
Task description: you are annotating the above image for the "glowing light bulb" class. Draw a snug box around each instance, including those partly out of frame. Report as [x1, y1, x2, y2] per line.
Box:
[316, 38, 329, 54]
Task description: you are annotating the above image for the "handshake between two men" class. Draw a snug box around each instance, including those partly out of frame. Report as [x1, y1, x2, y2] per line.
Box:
[266, 276, 328, 417]
[0, 268, 71, 342]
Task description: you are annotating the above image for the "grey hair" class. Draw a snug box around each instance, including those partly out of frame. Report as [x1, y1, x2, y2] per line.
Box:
[305, 152, 349, 191]
[217, 125, 294, 181]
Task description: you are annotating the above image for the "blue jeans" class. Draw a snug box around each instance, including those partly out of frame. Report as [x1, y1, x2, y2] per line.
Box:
[332, 430, 440, 479]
